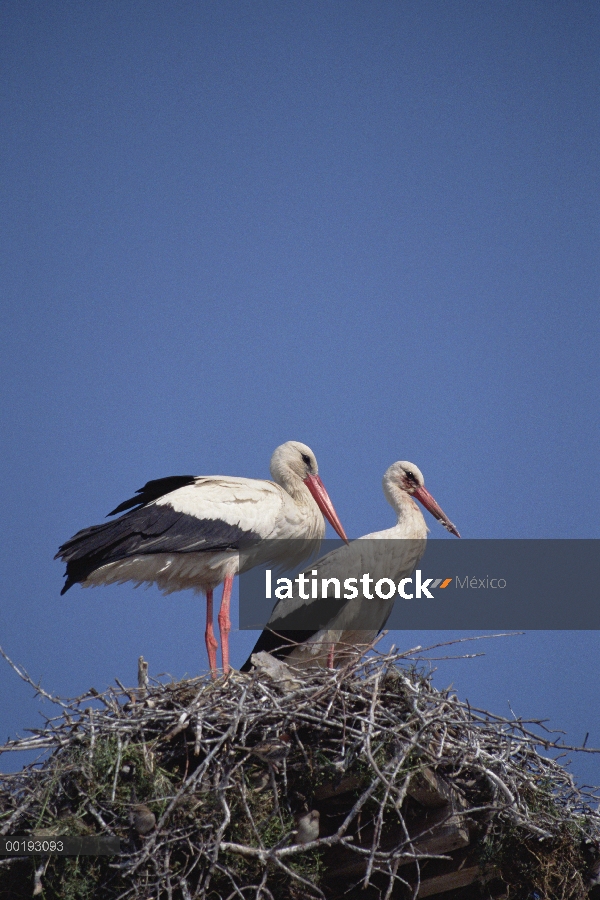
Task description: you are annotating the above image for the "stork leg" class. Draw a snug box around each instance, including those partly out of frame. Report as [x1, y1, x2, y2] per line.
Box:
[205, 589, 218, 679]
[218, 574, 234, 675]
[327, 643, 335, 669]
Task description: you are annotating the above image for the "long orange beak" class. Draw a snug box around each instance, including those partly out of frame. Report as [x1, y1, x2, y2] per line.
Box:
[303, 474, 349, 543]
[413, 485, 461, 538]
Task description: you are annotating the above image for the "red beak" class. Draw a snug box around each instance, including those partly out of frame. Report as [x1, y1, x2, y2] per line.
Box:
[303, 474, 349, 543]
[413, 485, 461, 538]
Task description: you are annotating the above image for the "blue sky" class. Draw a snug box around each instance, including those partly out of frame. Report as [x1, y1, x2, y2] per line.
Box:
[1, 2, 599, 782]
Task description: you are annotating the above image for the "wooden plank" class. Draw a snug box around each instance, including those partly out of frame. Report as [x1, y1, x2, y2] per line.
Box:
[413, 817, 470, 856]
[406, 800, 470, 857]
[418, 864, 496, 897]
[316, 766, 465, 805]
[417, 864, 481, 897]
[314, 775, 363, 800]
[323, 812, 470, 881]
[408, 768, 463, 809]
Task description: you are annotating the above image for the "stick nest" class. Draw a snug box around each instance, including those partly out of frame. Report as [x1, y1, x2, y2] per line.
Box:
[1, 643, 599, 899]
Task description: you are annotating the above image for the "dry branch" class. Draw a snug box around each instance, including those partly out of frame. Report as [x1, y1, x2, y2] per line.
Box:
[0, 642, 599, 899]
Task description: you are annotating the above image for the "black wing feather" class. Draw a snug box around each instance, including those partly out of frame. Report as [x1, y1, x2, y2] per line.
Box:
[239, 593, 350, 671]
[107, 476, 197, 516]
[57, 504, 260, 594]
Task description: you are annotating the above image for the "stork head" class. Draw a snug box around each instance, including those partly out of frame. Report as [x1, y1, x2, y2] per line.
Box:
[270, 441, 348, 542]
[383, 461, 461, 538]
[270, 441, 319, 482]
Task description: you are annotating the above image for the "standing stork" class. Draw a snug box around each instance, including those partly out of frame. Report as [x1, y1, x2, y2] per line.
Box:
[56, 441, 348, 676]
[240, 461, 460, 671]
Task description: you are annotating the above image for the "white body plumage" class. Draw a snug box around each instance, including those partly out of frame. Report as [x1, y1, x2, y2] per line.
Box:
[243, 461, 459, 670]
[57, 441, 348, 675]
[82, 475, 326, 595]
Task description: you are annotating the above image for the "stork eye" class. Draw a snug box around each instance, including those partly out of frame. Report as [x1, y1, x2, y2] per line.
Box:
[301, 453, 312, 468]
[405, 471, 417, 483]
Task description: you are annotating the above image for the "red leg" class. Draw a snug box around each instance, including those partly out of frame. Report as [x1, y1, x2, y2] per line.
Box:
[327, 643, 335, 669]
[205, 590, 218, 679]
[218, 574, 234, 675]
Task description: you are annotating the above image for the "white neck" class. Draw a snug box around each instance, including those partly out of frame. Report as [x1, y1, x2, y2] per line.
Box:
[382, 481, 428, 540]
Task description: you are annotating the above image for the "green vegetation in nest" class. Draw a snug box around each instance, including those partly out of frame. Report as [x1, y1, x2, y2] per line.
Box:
[0, 642, 598, 899]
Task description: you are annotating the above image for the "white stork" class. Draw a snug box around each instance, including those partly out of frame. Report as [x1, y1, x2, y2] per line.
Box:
[240, 461, 460, 671]
[56, 441, 348, 676]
